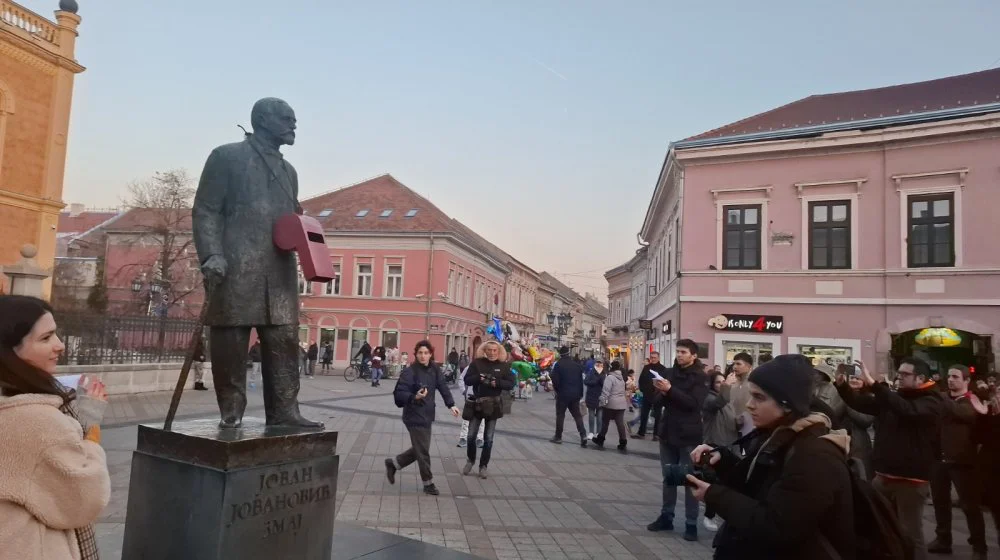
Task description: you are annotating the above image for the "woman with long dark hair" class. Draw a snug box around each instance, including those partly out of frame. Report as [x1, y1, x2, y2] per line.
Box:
[0, 295, 110, 559]
[384, 340, 460, 496]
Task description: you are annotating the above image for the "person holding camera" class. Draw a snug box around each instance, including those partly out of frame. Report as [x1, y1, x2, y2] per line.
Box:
[385, 340, 461, 496]
[683, 354, 855, 559]
[462, 341, 516, 479]
[836, 357, 944, 560]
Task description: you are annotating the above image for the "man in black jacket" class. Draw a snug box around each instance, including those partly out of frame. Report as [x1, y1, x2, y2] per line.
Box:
[928, 365, 988, 558]
[549, 346, 589, 447]
[837, 356, 945, 560]
[647, 339, 709, 541]
[632, 351, 669, 439]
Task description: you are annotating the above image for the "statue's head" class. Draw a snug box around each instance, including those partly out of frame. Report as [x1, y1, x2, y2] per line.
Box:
[251, 98, 297, 146]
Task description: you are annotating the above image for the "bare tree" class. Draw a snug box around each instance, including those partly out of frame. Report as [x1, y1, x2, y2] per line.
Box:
[117, 169, 200, 317]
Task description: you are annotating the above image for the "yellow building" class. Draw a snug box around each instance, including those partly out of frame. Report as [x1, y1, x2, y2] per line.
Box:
[0, 0, 84, 295]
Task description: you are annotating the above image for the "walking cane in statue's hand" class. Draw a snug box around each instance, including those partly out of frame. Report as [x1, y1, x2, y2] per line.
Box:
[163, 280, 217, 431]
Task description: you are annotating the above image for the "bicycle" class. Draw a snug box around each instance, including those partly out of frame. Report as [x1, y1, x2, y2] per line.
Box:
[343, 359, 372, 382]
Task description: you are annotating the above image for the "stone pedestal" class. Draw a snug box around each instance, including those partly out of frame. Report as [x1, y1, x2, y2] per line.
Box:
[122, 419, 338, 560]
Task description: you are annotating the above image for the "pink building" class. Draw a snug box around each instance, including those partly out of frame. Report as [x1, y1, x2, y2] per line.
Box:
[298, 175, 509, 365]
[630, 68, 1000, 377]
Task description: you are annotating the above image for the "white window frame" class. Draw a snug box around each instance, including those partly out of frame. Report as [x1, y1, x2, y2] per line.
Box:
[788, 337, 862, 366]
[464, 277, 471, 308]
[297, 264, 311, 295]
[717, 199, 769, 271]
[712, 332, 782, 370]
[899, 185, 963, 269]
[323, 263, 342, 296]
[355, 261, 373, 297]
[384, 262, 403, 298]
[800, 193, 859, 270]
[447, 268, 456, 301]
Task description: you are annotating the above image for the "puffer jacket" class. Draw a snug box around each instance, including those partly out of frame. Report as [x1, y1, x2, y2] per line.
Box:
[393, 362, 456, 428]
[551, 356, 585, 404]
[599, 370, 629, 410]
[0, 394, 111, 560]
[706, 414, 855, 560]
[583, 367, 606, 409]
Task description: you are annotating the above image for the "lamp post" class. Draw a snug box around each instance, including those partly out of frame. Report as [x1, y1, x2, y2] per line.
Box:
[546, 311, 572, 348]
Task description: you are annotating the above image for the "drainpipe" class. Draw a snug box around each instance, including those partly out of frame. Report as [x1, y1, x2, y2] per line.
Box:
[425, 233, 435, 338]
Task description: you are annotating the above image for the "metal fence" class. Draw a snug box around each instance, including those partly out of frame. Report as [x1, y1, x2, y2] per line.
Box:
[54, 312, 201, 365]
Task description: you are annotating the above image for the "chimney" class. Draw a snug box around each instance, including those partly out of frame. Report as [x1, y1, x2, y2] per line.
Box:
[68, 203, 85, 217]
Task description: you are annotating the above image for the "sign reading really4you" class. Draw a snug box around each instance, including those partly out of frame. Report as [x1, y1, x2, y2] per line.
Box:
[707, 314, 784, 334]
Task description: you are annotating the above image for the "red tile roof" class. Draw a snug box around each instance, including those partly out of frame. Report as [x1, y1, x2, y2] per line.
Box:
[103, 207, 192, 232]
[685, 68, 1000, 141]
[57, 211, 119, 234]
[302, 174, 513, 267]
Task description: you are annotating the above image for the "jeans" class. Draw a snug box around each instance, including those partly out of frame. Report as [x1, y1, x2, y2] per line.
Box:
[554, 399, 587, 440]
[193, 361, 204, 383]
[587, 407, 602, 434]
[458, 419, 485, 442]
[249, 362, 261, 385]
[661, 441, 699, 525]
[308, 359, 316, 376]
[467, 416, 498, 467]
[873, 476, 930, 560]
[372, 367, 383, 383]
[930, 462, 986, 550]
[397, 425, 434, 483]
[637, 399, 663, 437]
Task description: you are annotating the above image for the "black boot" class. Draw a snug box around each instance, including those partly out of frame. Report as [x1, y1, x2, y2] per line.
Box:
[591, 436, 605, 449]
[617, 439, 627, 453]
[193, 382, 208, 391]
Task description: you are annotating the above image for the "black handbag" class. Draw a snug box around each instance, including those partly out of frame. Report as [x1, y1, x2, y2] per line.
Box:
[462, 397, 477, 421]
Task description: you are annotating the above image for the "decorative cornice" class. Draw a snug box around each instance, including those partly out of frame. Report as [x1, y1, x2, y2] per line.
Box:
[0, 188, 65, 214]
[0, 37, 58, 75]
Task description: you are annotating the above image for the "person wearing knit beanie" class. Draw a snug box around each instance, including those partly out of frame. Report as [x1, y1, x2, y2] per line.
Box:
[747, 354, 816, 421]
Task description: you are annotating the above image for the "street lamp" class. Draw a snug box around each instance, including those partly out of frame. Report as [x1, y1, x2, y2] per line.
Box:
[546, 312, 572, 347]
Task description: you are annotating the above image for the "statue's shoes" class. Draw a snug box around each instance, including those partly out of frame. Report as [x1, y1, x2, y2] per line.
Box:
[219, 418, 243, 429]
[268, 415, 325, 429]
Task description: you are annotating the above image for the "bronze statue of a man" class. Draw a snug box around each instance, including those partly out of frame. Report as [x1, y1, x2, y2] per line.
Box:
[192, 97, 322, 429]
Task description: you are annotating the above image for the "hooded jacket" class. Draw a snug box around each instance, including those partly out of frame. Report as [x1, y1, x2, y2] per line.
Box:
[0, 394, 111, 560]
[656, 359, 709, 446]
[599, 370, 629, 411]
[705, 414, 855, 560]
[837, 380, 944, 481]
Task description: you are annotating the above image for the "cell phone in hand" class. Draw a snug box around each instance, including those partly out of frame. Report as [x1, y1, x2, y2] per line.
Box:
[852, 365, 863, 378]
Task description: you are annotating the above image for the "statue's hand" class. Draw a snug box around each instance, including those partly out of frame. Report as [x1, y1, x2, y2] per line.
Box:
[201, 255, 227, 284]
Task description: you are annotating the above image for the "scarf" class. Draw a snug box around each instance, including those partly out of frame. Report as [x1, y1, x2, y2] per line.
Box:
[61, 400, 101, 560]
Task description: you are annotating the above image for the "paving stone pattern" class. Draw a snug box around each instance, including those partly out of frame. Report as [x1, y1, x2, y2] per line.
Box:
[95, 375, 989, 559]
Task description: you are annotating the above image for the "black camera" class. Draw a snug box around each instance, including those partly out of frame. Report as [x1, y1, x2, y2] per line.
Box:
[663, 450, 719, 487]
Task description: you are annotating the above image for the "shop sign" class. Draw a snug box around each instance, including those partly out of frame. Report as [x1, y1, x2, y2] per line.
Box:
[662, 320, 672, 335]
[708, 314, 783, 334]
[638, 319, 653, 330]
[915, 328, 961, 347]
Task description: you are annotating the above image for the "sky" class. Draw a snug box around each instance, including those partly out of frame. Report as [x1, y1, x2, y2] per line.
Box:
[29, 0, 1000, 299]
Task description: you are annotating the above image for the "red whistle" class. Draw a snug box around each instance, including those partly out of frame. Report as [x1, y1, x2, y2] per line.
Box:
[273, 213, 335, 282]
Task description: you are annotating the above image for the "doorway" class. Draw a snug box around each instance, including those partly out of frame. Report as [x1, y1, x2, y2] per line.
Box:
[891, 329, 993, 379]
[350, 329, 369, 362]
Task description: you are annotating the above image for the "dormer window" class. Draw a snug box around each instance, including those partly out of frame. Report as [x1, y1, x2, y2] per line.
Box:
[405, 209, 418, 218]
[318, 209, 332, 217]
[355, 210, 369, 218]
[380, 209, 393, 217]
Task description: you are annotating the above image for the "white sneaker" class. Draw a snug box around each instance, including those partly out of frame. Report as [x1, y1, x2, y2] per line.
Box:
[703, 517, 719, 532]
[587, 432, 595, 439]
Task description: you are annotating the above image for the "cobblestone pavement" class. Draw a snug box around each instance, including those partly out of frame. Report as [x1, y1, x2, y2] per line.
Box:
[95, 374, 990, 559]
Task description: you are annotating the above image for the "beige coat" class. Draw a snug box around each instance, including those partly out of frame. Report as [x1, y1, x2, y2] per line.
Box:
[0, 394, 110, 560]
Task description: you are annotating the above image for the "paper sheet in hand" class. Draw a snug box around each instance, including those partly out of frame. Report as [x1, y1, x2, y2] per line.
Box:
[650, 370, 666, 382]
[56, 375, 82, 390]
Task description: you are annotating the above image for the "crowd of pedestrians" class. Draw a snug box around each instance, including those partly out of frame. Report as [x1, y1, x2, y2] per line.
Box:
[375, 331, 1000, 558]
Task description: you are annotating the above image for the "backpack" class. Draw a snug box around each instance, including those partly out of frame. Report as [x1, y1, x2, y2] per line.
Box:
[783, 437, 912, 560]
[817, 457, 913, 560]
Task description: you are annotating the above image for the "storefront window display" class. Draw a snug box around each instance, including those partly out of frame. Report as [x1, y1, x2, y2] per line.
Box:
[798, 344, 853, 369]
[724, 341, 773, 366]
